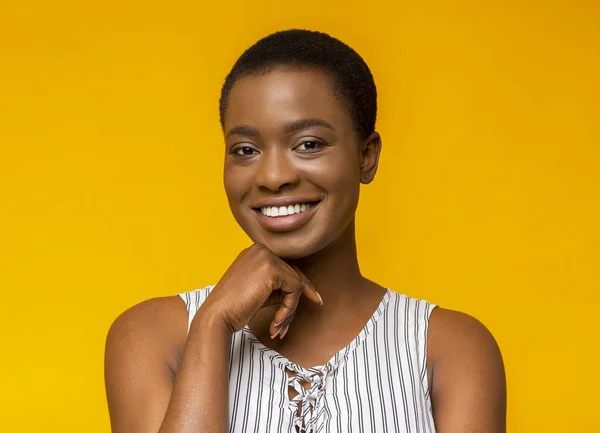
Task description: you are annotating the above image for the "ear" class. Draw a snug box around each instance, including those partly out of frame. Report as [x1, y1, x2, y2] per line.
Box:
[359, 131, 382, 184]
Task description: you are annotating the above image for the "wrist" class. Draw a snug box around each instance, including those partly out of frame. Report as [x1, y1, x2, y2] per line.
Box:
[192, 302, 234, 336]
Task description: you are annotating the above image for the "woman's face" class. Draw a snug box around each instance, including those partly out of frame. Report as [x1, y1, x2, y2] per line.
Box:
[223, 67, 379, 259]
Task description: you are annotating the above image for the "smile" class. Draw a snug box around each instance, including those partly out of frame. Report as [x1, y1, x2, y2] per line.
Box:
[253, 200, 321, 232]
[260, 202, 315, 218]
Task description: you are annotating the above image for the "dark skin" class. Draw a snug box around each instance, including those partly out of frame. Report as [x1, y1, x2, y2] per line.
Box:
[105, 67, 506, 433]
[223, 67, 387, 366]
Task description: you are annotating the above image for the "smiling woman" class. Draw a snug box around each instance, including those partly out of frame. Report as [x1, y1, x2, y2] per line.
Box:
[223, 66, 374, 259]
[104, 29, 506, 433]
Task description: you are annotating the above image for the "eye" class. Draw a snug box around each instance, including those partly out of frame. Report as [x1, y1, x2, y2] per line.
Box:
[230, 145, 259, 157]
[294, 140, 327, 152]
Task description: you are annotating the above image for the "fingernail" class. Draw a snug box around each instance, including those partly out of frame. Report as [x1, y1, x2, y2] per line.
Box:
[274, 318, 286, 327]
[316, 291, 324, 305]
[271, 327, 283, 339]
[279, 324, 289, 339]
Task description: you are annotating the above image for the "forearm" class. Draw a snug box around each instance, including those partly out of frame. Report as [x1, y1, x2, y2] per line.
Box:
[158, 306, 232, 433]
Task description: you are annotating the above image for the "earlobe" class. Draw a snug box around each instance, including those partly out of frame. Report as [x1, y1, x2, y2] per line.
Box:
[360, 131, 382, 184]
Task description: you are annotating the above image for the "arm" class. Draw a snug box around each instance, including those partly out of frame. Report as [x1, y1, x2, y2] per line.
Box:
[104, 244, 321, 433]
[427, 308, 507, 433]
[104, 296, 233, 433]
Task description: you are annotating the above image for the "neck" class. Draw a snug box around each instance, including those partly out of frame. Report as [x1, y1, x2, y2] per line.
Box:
[289, 220, 368, 305]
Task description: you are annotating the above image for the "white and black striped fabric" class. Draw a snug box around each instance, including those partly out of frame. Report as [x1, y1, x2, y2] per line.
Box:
[178, 286, 437, 433]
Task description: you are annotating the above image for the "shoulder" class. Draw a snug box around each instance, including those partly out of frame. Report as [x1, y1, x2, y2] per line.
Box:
[427, 307, 503, 369]
[427, 307, 506, 430]
[105, 297, 191, 430]
[105, 296, 189, 374]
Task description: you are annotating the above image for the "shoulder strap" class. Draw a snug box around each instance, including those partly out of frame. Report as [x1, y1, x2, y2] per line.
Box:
[177, 285, 215, 333]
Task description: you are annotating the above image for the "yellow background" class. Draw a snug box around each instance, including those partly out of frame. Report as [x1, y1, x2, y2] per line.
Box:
[1, 0, 598, 431]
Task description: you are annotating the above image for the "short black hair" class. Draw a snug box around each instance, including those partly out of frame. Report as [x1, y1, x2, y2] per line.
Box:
[219, 29, 377, 141]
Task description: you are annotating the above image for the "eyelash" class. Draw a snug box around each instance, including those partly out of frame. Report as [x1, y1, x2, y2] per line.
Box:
[294, 140, 327, 152]
[230, 146, 258, 157]
[229, 140, 328, 157]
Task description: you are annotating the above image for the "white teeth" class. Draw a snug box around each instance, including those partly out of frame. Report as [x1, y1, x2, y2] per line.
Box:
[260, 202, 315, 218]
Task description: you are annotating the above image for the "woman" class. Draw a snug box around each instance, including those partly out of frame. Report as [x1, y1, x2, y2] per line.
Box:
[105, 29, 506, 433]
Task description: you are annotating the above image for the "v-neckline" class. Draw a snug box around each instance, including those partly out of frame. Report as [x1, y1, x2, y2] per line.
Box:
[242, 288, 392, 374]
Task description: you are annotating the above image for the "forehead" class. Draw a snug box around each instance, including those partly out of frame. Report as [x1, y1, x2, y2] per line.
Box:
[224, 67, 352, 134]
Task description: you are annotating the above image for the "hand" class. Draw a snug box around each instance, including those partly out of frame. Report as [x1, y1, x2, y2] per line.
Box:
[200, 243, 323, 338]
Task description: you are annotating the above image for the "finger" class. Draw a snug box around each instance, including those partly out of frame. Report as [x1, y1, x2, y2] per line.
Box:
[265, 256, 315, 335]
[260, 291, 283, 309]
[274, 309, 296, 328]
[271, 287, 301, 333]
[279, 323, 290, 339]
[271, 315, 293, 339]
[266, 268, 304, 335]
[272, 261, 304, 294]
[274, 260, 319, 301]
[290, 264, 323, 306]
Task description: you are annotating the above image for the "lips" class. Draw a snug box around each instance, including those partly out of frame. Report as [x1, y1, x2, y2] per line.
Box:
[252, 200, 321, 232]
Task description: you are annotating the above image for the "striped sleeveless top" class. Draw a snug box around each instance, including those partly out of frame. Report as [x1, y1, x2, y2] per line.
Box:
[178, 286, 437, 433]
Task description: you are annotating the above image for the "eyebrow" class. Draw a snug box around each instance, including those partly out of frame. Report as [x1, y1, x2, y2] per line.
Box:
[225, 118, 335, 139]
[225, 125, 261, 139]
[283, 118, 335, 134]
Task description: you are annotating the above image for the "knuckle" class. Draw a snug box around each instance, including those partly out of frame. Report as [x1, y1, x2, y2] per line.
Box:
[266, 272, 281, 289]
[258, 259, 274, 275]
[253, 244, 274, 261]
[269, 254, 280, 267]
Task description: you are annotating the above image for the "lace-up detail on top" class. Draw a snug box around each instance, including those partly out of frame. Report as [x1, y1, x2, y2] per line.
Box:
[285, 363, 333, 432]
[246, 290, 392, 432]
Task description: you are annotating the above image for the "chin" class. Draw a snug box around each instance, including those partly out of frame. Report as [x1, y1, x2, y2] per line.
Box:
[259, 239, 318, 260]
[249, 232, 328, 261]
[272, 247, 315, 261]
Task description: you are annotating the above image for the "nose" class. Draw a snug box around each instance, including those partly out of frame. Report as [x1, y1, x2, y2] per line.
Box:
[255, 148, 300, 192]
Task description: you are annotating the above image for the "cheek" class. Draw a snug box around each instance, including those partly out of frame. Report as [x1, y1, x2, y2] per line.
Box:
[333, 157, 362, 214]
[222, 172, 235, 201]
[305, 155, 361, 209]
[223, 166, 250, 211]
[223, 172, 254, 235]
[335, 175, 361, 215]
